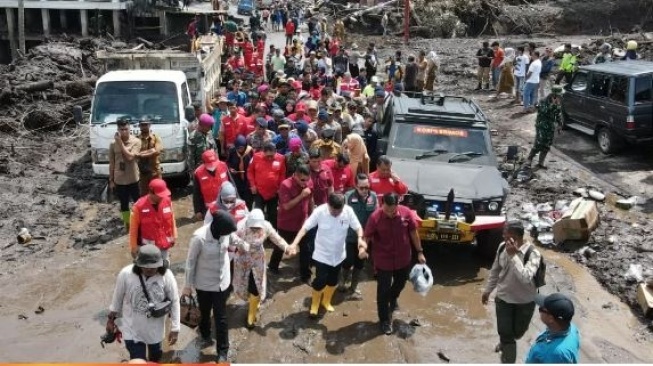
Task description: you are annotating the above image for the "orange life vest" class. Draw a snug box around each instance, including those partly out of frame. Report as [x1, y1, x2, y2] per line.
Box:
[195, 163, 229, 207]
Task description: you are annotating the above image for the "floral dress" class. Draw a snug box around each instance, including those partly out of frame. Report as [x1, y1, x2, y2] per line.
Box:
[232, 220, 288, 302]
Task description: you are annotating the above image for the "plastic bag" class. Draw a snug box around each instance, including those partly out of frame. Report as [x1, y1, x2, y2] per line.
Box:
[409, 264, 434, 296]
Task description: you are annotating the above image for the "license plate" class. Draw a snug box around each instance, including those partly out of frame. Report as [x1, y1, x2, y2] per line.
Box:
[424, 232, 460, 241]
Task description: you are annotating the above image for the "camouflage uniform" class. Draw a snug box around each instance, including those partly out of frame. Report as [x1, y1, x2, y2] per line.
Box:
[188, 130, 217, 171]
[528, 97, 560, 165]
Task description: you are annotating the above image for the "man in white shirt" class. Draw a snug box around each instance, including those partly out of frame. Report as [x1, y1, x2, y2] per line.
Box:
[108, 244, 181, 362]
[289, 193, 368, 317]
[271, 48, 286, 73]
[523, 51, 542, 113]
[481, 220, 542, 364]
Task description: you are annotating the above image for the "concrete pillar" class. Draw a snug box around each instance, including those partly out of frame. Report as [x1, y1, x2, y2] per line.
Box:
[59, 10, 68, 29]
[159, 10, 168, 36]
[80, 9, 88, 37]
[112, 10, 120, 38]
[6, 8, 17, 60]
[41, 9, 50, 37]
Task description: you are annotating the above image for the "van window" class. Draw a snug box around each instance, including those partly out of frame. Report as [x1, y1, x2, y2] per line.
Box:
[609, 76, 628, 104]
[181, 82, 190, 108]
[589, 74, 610, 98]
[571, 72, 587, 92]
[634, 76, 652, 103]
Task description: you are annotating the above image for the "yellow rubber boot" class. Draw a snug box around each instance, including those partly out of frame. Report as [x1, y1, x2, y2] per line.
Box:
[321, 286, 336, 312]
[247, 294, 260, 328]
[120, 211, 131, 231]
[309, 289, 322, 317]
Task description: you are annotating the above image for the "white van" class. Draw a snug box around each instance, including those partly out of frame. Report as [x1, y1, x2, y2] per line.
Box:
[87, 70, 194, 184]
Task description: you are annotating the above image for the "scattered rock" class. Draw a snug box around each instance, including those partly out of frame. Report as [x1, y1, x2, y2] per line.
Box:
[437, 351, 451, 363]
[35, 306, 45, 314]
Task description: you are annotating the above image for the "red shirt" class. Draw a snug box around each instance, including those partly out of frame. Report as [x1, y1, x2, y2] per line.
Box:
[491, 47, 504, 68]
[364, 205, 417, 271]
[369, 171, 409, 203]
[285, 21, 295, 36]
[322, 159, 354, 194]
[221, 114, 243, 147]
[277, 177, 313, 231]
[238, 115, 255, 136]
[247, 152, 286, 200]
[310, 164, 334, 205]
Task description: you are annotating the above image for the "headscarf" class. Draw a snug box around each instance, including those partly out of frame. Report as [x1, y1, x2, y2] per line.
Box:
[500, 48, 515, 67]
[218, 181, 238, 210]
[210, 210, 237, 238]
[426, 51, 440, 68]
[343, 133, 368, 175]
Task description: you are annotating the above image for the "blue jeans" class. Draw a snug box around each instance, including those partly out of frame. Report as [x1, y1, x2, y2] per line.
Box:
[125, 340, 162, 362]
[491, 67, 501, 88]
[522, 82, 539, 109]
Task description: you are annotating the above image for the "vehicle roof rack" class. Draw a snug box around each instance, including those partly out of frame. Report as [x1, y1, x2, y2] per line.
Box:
[421, 92, 447, 106]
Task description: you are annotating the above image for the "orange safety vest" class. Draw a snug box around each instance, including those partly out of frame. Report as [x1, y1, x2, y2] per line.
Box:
[134, 196, 175, 250]
[195, 163, 229, 207]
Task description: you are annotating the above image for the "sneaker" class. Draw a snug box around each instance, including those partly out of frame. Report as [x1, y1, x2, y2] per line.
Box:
[217, 350, 229, 363]
[380, 321, 393, 335]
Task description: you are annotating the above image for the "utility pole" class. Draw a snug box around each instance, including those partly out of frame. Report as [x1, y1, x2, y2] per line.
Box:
[403, 0, 409, 44]
[18, 0, 26, 55]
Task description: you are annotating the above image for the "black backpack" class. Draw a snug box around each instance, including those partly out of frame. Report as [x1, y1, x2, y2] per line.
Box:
[498, 243, 546, 288]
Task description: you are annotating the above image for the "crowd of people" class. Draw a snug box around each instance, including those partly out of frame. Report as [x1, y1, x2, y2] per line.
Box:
[103, 11, 589, 364]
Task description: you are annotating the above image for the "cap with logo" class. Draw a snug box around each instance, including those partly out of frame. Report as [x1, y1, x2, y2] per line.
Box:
[149, 178, 171, 198]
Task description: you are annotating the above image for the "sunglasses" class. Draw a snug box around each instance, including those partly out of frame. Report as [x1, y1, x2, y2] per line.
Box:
[357, 186, 370, 190]
[538, 307, 549, 314]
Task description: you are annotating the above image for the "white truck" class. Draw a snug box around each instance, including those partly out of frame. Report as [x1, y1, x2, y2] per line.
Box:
[75, 34, 224, 186]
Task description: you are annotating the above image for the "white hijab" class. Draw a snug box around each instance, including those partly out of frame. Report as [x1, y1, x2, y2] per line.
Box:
[427, 51, 440, 67]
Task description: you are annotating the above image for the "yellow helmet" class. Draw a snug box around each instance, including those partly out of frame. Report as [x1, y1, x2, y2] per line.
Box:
[627, 40, 638, 50]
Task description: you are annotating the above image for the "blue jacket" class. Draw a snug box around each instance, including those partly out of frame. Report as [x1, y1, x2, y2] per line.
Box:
[525, 323, 580, 364]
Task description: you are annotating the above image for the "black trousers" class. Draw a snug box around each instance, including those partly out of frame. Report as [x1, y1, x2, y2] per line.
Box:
[253, 194, 278, 229]
[349, 63, 360, 78]
[196, 288, 230, 353]
[248, 270, 258, 296]
[376, 265, 410, 322]
[342, 238, 365, 270]
[312, 260, 342, 291]
[115, 182, 140, 211]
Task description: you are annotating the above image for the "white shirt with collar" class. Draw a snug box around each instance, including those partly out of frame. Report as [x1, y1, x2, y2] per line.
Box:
[484, 241, 541, 304]
[302, 203, 361, 266]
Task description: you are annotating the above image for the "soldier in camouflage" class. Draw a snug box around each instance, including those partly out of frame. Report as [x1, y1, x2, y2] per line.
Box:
[526, 86, 563, 169]
[188, 113, 217, 171]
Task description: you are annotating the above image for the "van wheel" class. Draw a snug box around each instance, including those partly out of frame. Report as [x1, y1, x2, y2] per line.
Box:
[597, 127, 622, 154]
[475, 228, 503, 260]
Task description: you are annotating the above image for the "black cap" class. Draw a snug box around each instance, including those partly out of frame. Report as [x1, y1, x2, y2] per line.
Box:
[536, 293, 575, 322]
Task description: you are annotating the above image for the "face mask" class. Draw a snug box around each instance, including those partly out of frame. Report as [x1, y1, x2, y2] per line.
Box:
[224, 202, 235, 210]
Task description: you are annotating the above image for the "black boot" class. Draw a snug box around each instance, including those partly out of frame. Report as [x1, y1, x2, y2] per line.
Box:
[484, 83, 490, 90]
[475, 82, 482, 91]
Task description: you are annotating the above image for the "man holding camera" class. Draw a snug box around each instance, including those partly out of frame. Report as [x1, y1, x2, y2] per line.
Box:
[107, 244, 180, 362]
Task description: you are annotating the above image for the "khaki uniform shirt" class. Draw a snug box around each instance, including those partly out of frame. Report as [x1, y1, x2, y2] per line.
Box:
[138, 133, 163, 176]
[109, 136, 141, 185]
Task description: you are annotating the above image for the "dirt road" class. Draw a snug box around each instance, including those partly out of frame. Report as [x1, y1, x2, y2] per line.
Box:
[0, 194, 652, 363]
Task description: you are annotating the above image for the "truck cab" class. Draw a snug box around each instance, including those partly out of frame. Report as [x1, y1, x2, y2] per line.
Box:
[88, 70, 193, 183]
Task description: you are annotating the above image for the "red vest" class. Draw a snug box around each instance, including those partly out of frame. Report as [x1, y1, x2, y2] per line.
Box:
[195, 163, 229, 207]
[135, 196, 174, 250]
[207, 200, 248, 223]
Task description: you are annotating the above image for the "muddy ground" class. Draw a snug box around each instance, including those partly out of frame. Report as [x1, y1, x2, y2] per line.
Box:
[1, 9, 653, 363]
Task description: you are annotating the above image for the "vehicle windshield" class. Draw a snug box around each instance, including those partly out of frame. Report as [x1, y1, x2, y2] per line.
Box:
[392, 123, 489, 157]
[91, 81, 180, 124]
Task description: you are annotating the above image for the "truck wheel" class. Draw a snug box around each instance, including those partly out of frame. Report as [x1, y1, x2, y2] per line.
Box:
[475, 228, 503, 260]
[597, 127, 622, 155]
